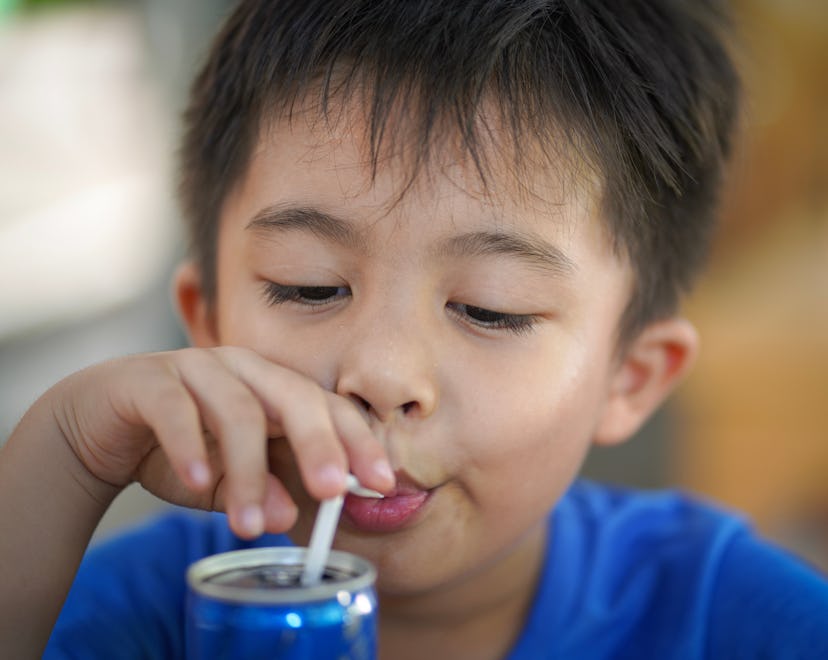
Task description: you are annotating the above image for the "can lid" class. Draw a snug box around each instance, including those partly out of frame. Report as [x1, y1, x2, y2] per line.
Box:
[187, 547, 376, 604]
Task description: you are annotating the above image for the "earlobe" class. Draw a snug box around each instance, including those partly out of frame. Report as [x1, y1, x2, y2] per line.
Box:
[173, 261, 219, 347]
[593, 317, 699, 446]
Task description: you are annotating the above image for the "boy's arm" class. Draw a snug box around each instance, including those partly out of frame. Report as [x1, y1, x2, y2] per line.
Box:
[0, 396, 120, 657]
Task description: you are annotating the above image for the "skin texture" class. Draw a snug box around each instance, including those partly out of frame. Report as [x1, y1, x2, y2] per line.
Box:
[0, 103, 698, 660]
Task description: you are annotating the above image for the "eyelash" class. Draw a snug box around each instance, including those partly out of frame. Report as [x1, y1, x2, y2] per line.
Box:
[262, 282, 539, 335]
[446, 303, 538, 335]
[262, 282, 349, 306]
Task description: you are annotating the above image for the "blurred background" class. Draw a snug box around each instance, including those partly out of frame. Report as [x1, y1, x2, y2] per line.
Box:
[0, 0, 826, 570]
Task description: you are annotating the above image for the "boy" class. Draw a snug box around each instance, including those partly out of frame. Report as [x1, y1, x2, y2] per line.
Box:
[2, 0, 827, 657]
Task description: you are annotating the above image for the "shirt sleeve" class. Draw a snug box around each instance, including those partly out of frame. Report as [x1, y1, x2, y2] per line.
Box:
[43, 509, 285, 659]
[707, 531, 828, 659]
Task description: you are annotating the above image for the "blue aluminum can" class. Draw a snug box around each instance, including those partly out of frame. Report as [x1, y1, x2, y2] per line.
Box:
[186, 547, 377, 660]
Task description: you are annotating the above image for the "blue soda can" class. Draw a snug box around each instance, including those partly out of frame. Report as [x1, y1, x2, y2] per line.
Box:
[186, 547, 377, 660]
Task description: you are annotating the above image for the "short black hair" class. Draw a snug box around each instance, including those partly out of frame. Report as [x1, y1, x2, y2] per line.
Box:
[179, 0, 740, 346]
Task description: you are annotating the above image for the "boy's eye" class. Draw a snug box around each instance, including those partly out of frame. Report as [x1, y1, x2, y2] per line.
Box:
[261, 283, 536, 334]
[447, 302, 538, 335]
[262, 282, 350, 306]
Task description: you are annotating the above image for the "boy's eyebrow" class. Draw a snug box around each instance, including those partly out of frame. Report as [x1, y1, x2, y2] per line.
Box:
[246, 204, 576, 276]
[436, 231, 578, 277]
[246, 205, 365, 249]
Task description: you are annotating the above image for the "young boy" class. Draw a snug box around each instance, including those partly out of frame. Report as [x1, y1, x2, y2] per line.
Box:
[2, 0, 827, 657]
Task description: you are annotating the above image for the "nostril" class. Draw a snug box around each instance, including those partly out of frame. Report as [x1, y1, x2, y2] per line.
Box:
[349, 395, 418, 418]
[351, 395, 372, 412]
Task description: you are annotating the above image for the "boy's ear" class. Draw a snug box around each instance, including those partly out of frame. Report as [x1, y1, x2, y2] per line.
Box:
[174, 261, 220, 347]
[593, 317, 699, 446]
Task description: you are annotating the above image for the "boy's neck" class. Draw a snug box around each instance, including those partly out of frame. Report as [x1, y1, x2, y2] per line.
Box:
[377, 521, 548, 660]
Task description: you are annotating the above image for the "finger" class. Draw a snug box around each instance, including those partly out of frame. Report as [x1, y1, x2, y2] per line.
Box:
[277, 387, 350, 500]
[209, 463, 297, 534]
[262, 474, 298, 533]
[213, 347, 349, 501]
[173, 349, 269, 538]
[124, 361, 212, 492]
[327, 394, 394, 493]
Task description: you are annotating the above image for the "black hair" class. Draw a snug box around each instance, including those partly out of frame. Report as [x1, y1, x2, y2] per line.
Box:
[179, 0, 740, 345]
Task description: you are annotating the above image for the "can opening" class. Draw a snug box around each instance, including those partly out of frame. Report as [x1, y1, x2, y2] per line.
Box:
[187, 547, 376, 604]
[206, 563, 355, 589]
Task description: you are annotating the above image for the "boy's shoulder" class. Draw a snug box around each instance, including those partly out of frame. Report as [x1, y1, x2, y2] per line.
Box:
[558, 478, 747, 541]
[45, 509, 288, 658]
[550, 478, 750, 613]
[512, 479, 828, 659]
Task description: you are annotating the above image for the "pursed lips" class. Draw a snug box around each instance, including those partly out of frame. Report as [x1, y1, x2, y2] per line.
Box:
[341, 470, 434, 533]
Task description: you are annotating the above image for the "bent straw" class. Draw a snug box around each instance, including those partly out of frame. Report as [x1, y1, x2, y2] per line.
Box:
[301, 475, 384, 587]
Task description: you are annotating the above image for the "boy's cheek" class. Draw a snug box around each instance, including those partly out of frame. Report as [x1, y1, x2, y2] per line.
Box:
[216, 314, 335, 387]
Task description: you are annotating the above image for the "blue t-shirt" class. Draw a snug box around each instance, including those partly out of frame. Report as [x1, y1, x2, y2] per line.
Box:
[45, 480, 828, 658]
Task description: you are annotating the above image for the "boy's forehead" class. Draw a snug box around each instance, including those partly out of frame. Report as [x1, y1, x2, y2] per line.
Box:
[242, 96, 603, 236]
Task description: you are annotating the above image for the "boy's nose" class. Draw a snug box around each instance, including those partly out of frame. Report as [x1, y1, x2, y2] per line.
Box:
[334, 323, 438, 424]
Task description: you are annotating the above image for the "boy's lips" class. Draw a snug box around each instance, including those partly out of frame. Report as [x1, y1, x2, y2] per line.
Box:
[342, 473, 432, 533]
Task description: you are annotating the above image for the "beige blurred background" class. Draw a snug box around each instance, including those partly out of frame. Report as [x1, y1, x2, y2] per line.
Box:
[1, 1, 826, 569]
[678, 0, 828, 571]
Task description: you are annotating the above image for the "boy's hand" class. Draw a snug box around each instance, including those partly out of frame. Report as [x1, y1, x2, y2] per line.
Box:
[47, 347, 393, 538]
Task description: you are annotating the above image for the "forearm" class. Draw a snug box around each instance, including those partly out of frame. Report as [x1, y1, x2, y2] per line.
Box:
[0, 398, 121, 657]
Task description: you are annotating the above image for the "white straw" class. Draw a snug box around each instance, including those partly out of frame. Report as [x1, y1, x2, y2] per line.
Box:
[301, 494, 345, 587]
[300, 475, 384, 587]
[345, 474, 385, 499]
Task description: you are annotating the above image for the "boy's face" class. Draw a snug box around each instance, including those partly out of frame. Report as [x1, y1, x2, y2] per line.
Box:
[187, 105, 637, 596]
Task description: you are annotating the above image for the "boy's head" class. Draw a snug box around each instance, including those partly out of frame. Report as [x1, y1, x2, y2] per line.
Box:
[178, 0, 740, 348]
[173, 0, 740, 607]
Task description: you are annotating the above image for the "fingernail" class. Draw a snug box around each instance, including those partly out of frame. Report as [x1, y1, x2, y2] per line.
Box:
[317, 464, 347, 491]
[188, 461, 210, 488]
[372, 459, 394, 485]
[238, 505, 264, 537]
